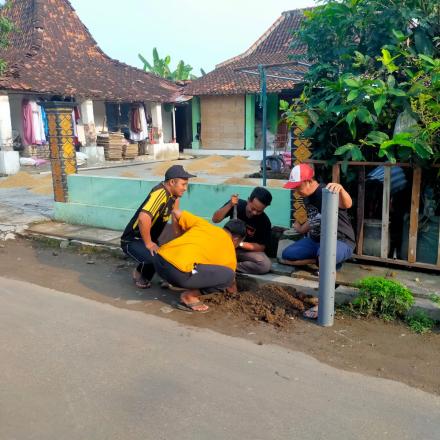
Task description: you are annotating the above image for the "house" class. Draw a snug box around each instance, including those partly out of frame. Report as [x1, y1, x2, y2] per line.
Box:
[0, 0, 183, 174]
[183, 8, 310, 155]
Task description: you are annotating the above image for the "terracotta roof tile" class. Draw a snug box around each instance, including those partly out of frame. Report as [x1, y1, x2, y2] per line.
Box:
[184, 8, 311, 96]
[0, 0, 180, 102]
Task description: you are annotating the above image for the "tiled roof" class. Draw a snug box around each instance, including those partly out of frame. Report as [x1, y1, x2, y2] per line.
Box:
[184, 8, 311, 96]
[0, 0, 180, 102]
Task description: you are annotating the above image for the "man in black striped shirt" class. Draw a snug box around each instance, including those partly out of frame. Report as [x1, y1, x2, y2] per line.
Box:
[121, 165, 196, 288]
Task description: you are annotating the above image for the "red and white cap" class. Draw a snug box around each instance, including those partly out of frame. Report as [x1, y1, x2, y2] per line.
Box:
[283, 164, 315, 189]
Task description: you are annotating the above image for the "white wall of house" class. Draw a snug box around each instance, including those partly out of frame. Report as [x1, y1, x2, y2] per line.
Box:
[93, 101, 108, 134]
[8, 93, 25, 144]
[162, 104, 173, 143]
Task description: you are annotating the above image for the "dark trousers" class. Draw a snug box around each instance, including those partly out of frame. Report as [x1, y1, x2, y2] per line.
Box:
[121, 239, 156, 281]
[154, 254, 235, 295]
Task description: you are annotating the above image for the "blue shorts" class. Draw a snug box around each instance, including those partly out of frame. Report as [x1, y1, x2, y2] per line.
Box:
[281, 237, 353, 269]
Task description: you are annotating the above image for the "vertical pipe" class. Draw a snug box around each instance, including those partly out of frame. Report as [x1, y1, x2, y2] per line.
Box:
[381, 166, 391, 258]
[172, 105, 176, 143]
[259, 64, 267, 187]
[318, 189, 339, 327]
[290, 126, 295, 226]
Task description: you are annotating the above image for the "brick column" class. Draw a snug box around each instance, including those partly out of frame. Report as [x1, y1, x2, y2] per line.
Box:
[42, 102, 77, 202]
[290, 126, 312, 226]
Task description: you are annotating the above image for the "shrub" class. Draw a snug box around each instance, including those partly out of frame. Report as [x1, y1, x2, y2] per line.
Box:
[429, 294, 440, 307]
[406, 311, 435, 334]
[352, 276, 414, 320]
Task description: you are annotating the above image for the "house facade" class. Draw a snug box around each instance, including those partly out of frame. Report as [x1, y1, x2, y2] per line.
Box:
[0, 0, 183, 174]
[183, 9, 310, 154]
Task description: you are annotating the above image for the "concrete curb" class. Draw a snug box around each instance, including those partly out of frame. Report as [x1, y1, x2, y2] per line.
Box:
[22, 229, 440, 322]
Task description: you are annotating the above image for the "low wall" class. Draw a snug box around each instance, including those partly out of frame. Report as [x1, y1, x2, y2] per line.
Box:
[54, 174, 291, 231]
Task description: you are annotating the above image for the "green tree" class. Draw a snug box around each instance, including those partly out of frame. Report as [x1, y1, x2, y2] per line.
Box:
[0, 0, 14, 75]
[138, 48, 203, 81]
[282, 0, 440, 166]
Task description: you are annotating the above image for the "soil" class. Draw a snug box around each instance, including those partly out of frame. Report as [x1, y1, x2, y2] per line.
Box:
[152, 156, 256, 177]
[2, 238, 439, 395]
[0, 171, 53, 195]
[206, 282, 318, 328]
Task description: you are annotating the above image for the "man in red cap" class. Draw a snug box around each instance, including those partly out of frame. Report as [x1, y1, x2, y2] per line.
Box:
[282, 164, 355, 318]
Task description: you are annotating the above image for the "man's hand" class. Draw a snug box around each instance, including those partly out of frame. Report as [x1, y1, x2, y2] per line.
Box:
[146, 241, 159, 256]
[326, 182, 353, 209]
[230, 194, 239, 206]
[326, 183, 344, 193]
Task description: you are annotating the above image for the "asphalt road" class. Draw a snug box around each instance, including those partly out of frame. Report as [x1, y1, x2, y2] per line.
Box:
[1, 276, 439, 440]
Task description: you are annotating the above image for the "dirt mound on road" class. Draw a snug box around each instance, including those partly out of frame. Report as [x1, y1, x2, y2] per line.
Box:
[206, 283, 318, 328]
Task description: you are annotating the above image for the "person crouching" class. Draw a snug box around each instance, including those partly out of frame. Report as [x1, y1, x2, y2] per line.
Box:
[155, 210, 246, 313]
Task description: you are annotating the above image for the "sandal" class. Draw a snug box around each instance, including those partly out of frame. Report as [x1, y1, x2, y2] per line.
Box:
[132, 270, 151, 289]
[135, 279, 151, 289]
[303, 305, 318, 319]
[175, 301, 209, 313]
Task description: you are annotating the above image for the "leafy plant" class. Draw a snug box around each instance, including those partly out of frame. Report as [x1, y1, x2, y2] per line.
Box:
[406, 311, 435, 333]
[283, 0, 440, 165]
[351, 277, 415, 320]
[0, 0, 14, 75]
[138, 48, 201, 81]
[429, 294, 440, 306]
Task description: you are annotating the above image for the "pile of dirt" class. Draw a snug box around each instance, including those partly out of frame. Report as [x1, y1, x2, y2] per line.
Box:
[119, 171, 140, 178]
[151, 156, 257, 178]
[206, 283, 318, 328]
[151, 160, 180, 176]
[0, 171, 53, 195]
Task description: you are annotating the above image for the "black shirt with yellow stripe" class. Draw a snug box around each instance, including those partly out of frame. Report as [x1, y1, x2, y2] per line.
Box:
[121, 183, 176, 244]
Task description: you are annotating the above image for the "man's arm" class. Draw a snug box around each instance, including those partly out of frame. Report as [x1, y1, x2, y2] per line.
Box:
[138, 212, 159, 255]
[326, 183, 353, 209]
[171, 198, 183, 237]
[293, 220, 310, 234]
[239, 241, 265, 252]
[212, 194, 238, 223]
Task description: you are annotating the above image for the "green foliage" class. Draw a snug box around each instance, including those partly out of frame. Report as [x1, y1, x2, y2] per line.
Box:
[351, 277, 415, 320]
[138, 48, 201, 81]
[406, 311, 435, 333]
[283, 0, 440, 166]
[429, 294, 440, 306]
[0, 0, 14, 75]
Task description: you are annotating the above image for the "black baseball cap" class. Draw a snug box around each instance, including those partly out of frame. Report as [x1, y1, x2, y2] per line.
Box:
[164, 165, 196, 180]
[224, 219, 246, 237]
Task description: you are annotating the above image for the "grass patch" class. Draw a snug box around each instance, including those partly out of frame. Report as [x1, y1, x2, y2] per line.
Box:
[429, 294, 440, 307]
[351, 277, 414, 321]
[406, 311, 435, 334]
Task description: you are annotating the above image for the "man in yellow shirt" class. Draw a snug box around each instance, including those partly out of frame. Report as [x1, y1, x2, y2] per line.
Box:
[155, 210, 246, 312]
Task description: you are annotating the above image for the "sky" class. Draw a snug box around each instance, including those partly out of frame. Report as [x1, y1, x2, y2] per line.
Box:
[69, 0, 317, 75]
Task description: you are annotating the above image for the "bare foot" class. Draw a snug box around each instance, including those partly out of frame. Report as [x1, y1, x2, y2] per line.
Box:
[180, 290, 209, 312]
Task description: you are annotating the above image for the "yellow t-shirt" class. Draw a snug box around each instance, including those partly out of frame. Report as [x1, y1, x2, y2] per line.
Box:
[158, 211, 237, 273]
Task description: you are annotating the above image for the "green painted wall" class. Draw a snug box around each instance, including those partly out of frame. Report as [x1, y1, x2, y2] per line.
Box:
[191, 97, 201, 149]
[267, 94, 279, 134]
[245, 94, 256, 150]
[55, 175, 291, 230]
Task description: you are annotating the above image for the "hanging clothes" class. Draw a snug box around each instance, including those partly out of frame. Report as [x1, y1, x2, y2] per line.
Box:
[130, 106, 142, 133]
[29, 100, 48, 145]
[129, 104, 148, 141]
[40, 105, 49, 138]
[22, 99, 36, 146]
[36, 103, 46, 144]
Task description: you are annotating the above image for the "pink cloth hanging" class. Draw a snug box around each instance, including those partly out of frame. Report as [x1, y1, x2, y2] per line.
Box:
[22, 99, 36, 146]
